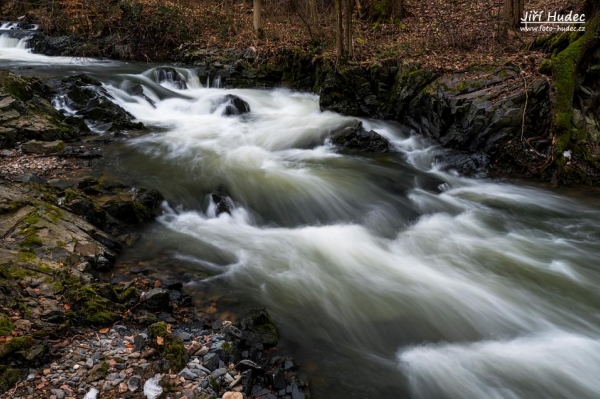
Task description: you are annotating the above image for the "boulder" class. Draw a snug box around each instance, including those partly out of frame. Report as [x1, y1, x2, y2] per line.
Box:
[330, 121, 390, 153]
[21, 140, 64, 154]
[216, 94, 250, 116]
[0, 71, 83, 149]
[405, 70, 552, 156]
[102, 188, 163, 224]
[154, 67, 187, 90]
[59, 75, 144, 131]
[240, 309, 279, 349]
[211, 191, 232, 215]
[434, 151, 490, 176]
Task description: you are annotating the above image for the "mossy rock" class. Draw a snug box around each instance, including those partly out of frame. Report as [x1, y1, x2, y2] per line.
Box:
[0, 316, 14, 337]
[60, 275, 120, 326]
[241, 308, 279, 348]
[148, 322, 188, 372]
[0, 335, 34, 360]
[0, 365, 20, 394]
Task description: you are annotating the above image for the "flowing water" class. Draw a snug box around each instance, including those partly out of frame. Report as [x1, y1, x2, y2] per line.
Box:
[2, 30, 600, 399]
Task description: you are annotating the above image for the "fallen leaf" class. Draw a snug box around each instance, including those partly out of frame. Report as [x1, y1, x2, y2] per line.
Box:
[99, 328, 110, 334]
[156, 336, 164, 346]
[63, 304, 71, 310]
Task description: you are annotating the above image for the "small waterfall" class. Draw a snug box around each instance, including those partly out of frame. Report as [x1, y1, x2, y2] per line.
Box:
[0, 21, 38, 30]
[0, 33, 30, 49]
[212, 75, 222, 88]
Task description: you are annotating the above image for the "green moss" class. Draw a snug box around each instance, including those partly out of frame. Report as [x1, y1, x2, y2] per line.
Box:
[22, 211, 40, 226]
[15, 251, 36, 262]
[0, 316, 14, 337]
[61, 276, 120, 325]
[0, 201, 23, 215]
[148, 322, 188, 372]
[91, 361, 109, 380]
[209, 376, 220, 393]
[551, 16, 600, 156]
[21, 234, 42, 248]
[148, 321, 168, 339]
[0, 336, 34, 359]
[43, 203, 62, 223]
[116, 287, 139, 303]
[0, 365, 20, 394]
[221, 341, 231, 355]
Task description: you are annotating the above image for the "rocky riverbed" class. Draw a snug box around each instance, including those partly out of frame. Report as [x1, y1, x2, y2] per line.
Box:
[0, 70, 309, 399]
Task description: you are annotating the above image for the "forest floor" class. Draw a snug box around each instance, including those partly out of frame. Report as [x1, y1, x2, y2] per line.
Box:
[135, 0, 578, 71]
[3, 0, 583, 73]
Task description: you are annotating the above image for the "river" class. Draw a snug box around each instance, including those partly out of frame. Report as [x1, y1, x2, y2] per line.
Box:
[2, 28, 600, 399]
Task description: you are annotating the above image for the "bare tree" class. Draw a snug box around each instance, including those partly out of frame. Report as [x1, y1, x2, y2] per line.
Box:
[502, 0, 524, 30]
[253, 0, 262, 32]
[345, 0, 353, 58]
[309, 0, 317, 24]
[334, 0, 344, 58]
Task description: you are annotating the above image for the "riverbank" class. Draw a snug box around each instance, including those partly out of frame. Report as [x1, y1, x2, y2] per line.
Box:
[0, 70, 309, 398]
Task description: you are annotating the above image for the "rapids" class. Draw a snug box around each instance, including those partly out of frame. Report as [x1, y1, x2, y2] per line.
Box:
[2, 28, 600, 399]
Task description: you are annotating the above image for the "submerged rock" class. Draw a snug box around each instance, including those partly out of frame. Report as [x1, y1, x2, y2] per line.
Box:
[330, 121, 390, 153]
[216, 94, 251, 116]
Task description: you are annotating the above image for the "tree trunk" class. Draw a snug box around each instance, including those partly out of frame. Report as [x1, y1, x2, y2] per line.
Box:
[253, 0, 261, 32]
[309, 0, 317, 24]
[502, 0, 524, 30]
[355, 0, 363, 19]
[345, 0, 353, 58]
[334, 0, 344, 58]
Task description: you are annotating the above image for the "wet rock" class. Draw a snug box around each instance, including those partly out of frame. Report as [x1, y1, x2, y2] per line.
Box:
[216, 94, 250, 116]
[143, 288, 170, 311]
[59, 75, 144, 131]
[0, 71, 83, 148]
[235, 359, 263, 372]
[102, 188, 163, 225]
[154, 67, 187, 90]
[330, 121, 390, 153]
[211, 192, 232, 215]
[13, 173, 46, 184]
[434, 151, 490, 176]
[21, 140, 65, 154]
[223, 324, 243, 339]
[240, 309, 279, 349]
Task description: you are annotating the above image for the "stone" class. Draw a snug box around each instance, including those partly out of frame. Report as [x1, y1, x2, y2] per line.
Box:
[127, 375, 141, 392]
[154, 67, 187, 90]
[59, 74, 143, 131]
[50, 389, 65, 399]
[330, 121, 390, 153]
[143, 288, 171, 311]
[202, 353, 220, 371]
[178, 368, 199, 380]
[21, 140, 65, 154]
[215, 94, 250, 116]
[222, 392, 243, 399]
[14, 319, 32, 331]
[235, 360, 262, 372]
[240, 308, 279, 348]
